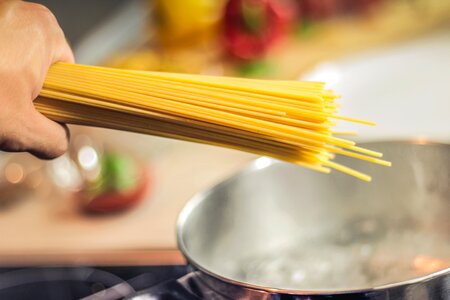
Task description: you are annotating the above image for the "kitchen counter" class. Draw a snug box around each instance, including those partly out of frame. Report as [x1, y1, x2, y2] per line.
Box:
[0, 132, 255, 265]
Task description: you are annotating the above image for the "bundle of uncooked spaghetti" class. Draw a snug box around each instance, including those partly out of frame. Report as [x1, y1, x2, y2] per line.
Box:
[35, 63, 390, 181]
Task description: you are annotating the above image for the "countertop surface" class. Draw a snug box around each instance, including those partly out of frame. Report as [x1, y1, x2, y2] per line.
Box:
[0, 136, 255, 264]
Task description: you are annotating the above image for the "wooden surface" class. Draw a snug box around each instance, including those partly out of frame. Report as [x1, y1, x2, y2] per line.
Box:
[0, 250, 185, 267]
[0, 127, 255, 265]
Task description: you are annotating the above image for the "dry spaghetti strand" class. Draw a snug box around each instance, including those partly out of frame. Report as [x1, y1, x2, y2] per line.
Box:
[35, 62, 390, 181]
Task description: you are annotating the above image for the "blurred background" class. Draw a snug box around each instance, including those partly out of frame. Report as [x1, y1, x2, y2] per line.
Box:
[0, 0, 449, 266]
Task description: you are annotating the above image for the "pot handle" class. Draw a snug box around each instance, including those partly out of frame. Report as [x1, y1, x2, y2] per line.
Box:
[124, 271, 209, 300]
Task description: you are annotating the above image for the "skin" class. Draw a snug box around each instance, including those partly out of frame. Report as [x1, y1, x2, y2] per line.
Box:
[0, 0, 74, 159]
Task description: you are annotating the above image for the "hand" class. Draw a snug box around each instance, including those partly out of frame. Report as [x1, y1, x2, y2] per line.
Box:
[0, 0, 74, 159]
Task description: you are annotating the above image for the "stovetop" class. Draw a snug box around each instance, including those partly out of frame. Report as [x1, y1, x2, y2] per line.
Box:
[0, 265, 192, 300]
[1, 265, 448, 300]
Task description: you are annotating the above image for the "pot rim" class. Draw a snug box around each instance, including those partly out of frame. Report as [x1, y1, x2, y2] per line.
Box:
[176, 140, 450, 295]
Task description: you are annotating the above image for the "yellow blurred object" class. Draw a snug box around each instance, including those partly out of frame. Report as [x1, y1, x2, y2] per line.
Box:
[104, 48, 223, 75]
[153, 0, 226, 47]
[104, 51, 161, 71]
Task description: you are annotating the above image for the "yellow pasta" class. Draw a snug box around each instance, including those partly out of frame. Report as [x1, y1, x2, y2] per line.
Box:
[35, 63, 391, 181]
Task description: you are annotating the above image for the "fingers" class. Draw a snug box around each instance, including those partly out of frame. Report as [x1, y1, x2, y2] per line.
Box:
[32, 7, 73, 158]
[32, 30, 74, 159]
[22, 108, 70, 159]
[0, 95, 70, 159]
[30, 34, 73, 159]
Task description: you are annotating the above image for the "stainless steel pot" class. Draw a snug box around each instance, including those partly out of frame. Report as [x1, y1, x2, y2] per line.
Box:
[175, 141, 450, 299]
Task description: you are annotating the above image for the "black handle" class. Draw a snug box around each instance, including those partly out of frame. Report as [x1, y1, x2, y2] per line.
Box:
[125, 272, 202, 300]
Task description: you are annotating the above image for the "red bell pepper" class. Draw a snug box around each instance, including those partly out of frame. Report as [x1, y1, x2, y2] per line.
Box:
[224, 0, 296, 60]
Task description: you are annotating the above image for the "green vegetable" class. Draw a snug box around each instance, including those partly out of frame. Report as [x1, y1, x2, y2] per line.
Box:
[85, 153, 138, 197]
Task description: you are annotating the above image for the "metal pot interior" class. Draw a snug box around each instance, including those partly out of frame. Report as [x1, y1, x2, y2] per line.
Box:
[177, 141, 450, 292]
